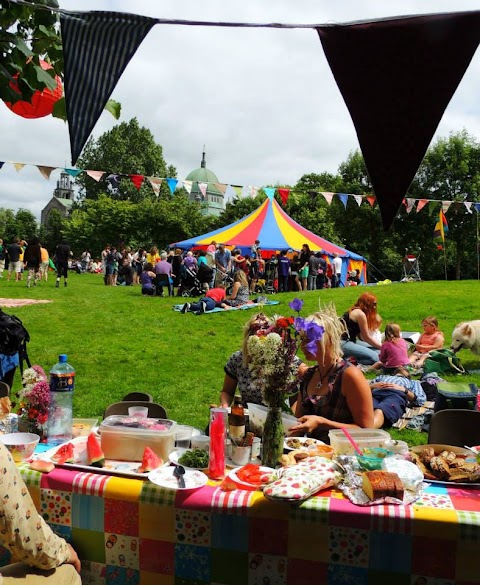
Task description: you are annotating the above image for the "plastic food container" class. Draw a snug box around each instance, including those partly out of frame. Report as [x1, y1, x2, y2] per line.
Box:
[328, 429, 390, 456]
[356, 447, 393, 470]
[99, 415, 177, 462]
[247, 403, 297, 438]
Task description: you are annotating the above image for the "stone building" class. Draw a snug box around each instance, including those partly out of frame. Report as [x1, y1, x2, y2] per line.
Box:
[185, 150, 224, 216]
[40, 171, 74, 226]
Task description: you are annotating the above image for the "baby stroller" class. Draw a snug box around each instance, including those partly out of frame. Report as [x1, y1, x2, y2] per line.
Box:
[179, 266, 206, 297]
[263, 258, 278, 294]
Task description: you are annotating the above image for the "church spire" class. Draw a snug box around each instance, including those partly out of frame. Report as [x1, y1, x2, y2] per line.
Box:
[201, 145, 206, 169]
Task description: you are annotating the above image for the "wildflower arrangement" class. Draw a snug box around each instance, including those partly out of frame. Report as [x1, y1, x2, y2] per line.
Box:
[246, 299, 325, 407]
[17, 366, 50, 428]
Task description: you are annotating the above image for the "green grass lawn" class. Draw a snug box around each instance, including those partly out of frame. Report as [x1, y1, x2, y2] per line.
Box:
[2, 274, 479, 446]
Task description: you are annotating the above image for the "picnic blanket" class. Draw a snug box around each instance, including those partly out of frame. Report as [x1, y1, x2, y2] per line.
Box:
[0, 298, 52, 308]
[173, 300, 280, 314]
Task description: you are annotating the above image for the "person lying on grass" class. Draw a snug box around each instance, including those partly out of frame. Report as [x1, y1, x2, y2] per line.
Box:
[369, 366, 426, 429]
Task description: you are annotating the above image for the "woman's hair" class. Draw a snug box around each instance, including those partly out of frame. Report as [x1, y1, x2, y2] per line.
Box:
[304, 303, 347, 362]
[384, 323, 401, 342]
[422, 316, 438, 329]
[302, 244, 311, 255]
[242, 313, 272, 364]
[234, 269, 249, 287]
[351, 293, 378, 330]
[144, 262, 153, 272]
[149, 246, 157, 256]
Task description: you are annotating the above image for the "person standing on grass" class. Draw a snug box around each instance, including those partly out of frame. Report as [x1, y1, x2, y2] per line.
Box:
[277, 250, 291, 292]
[40, 244, 49, 281]
[332, 253, 342, 288]
[55, 239, 71, 288]
[0, 238, 5, 278]
[23, 237, 42, 288]
[7, 237, 21, 282]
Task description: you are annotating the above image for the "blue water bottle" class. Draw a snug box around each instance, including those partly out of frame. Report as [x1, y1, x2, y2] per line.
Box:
[47, 354, 75, 445]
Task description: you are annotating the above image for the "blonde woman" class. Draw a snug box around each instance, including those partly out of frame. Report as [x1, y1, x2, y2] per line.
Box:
[223, 269, 251, 308]
[290, 304, 374, 442]
[146, 246, 160, 266]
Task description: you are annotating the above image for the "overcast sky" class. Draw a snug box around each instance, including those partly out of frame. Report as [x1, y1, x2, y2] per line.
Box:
[2, 0, 480, 220]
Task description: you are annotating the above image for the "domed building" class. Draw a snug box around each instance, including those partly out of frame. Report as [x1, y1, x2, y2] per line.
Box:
[185, 149, 224, 216]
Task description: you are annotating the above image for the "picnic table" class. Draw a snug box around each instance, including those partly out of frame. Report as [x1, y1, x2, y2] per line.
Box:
[8, 464, 480, 584]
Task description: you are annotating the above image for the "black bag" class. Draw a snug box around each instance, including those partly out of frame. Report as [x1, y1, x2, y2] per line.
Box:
[0, 310, 31, 373]
[434, 382, 478, 412]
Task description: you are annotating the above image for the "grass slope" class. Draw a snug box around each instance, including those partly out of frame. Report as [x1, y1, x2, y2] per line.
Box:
[3, 275, 479, 444]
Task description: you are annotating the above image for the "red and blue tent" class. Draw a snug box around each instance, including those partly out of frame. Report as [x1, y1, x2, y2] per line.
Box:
[173, 198, 367, 284]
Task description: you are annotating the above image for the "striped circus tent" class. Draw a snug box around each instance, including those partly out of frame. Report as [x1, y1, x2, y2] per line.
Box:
[173, 198, 367, 284]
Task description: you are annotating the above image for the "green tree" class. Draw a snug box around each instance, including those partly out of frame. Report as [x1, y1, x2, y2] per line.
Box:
[39, 209, 66, 253]
[0, 208, 18, 244]
[75, 118, 173, 203]
[15, 209, 38, 241]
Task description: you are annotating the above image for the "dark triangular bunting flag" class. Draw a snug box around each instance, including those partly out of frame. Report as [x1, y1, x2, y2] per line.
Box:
[317, 11, 480, 228]
[61, 11, 157, 164]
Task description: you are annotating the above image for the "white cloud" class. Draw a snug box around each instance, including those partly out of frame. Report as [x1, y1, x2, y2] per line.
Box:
[1, 0, 480, 221]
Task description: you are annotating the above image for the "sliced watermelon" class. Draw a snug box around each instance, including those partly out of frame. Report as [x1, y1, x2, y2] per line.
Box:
[51, 442, 75, 465]
[86, 433, 105, 468]
[30, 459, 55, 473]
[138, 446, 162, 473]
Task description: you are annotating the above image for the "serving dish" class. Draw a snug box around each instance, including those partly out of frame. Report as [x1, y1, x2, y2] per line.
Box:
[148, 466, 208, 491]
[410, 444, 480, 487]
[284, 437, 325, 451]
[169, 448, 209, 471]
[40, 436, 160, 479]
[227, 465, 275, 490]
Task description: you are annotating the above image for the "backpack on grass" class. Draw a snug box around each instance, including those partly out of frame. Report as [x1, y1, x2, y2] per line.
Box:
[434, 382, 478, 412]
[0, 310, 31, 373]
[423, 348, 465, 375]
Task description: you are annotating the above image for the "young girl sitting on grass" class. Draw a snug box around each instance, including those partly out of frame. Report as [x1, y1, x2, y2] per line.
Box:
[409, 316, 445, 368]
[370, 323, 410, 372]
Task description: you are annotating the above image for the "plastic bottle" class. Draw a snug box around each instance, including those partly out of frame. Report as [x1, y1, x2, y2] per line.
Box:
[47, 354, 75, 445]
[229, 396, 246, 441]
[208, 408, 227, 479]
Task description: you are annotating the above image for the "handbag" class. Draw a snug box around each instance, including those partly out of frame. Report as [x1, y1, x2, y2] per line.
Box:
[423, 348, 465, 375]
[434, 381, 478, 411]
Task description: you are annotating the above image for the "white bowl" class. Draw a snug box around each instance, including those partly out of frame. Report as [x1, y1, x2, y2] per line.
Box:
[247, 403, 298, 438]
[1, 432, 40, 462]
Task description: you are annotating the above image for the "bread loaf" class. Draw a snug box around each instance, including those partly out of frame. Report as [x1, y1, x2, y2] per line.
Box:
[362, 470, 404, 501]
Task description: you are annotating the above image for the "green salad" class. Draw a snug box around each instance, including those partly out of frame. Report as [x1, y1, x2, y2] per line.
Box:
[178, 448, 209, 468]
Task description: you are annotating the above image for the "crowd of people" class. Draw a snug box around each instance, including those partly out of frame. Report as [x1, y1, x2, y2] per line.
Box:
[219, 292, 444, 439]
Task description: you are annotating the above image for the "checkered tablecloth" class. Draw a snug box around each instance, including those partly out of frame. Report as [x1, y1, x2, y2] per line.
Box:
[6, 466, 480, 584]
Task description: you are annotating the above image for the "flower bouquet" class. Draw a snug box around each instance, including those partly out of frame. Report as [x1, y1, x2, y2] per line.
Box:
[246, 299, 324, 467]
[17, 366, 50, 440]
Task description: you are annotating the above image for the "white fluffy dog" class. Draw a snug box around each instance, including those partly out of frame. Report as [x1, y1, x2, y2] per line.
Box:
[451, 320, 480, 354]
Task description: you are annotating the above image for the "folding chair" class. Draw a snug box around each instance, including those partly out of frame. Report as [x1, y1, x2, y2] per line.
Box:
[122, 392, 153, 402]
[155, 273, 173, 297]
[428, 409, 480, 447]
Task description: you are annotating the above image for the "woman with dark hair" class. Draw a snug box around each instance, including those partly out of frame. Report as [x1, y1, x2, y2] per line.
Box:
[298, 244, 311, 291]
[340, 293, 382, 365]
[140, 262, 156, 296]
[23, 237, 42, 288]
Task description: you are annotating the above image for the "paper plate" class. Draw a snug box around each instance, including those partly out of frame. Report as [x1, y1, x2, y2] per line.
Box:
[148, 466, 208, 490]
[410, 444, 480, 486]
[169, 448, 209, 471]
[284, 437, 325, 451]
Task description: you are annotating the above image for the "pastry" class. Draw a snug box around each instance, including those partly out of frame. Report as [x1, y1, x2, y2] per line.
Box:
[362, 470, 404, 501]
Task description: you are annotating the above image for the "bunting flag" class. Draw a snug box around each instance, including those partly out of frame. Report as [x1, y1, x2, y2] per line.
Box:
[416, 199, 428, 213]
[148, 177, 163, 195]
[86, 170, 105, 182]
[442, 201, 452, 214]
[60, 11, 157, 164]
[428, 201, 438, 215]
[366, 196, 375, 207]
[353, 195, 363, 206]
[232, 186, 243, 199]
[213, 182, 227, 194]
[198, 182, 208, 198]
[241, 185, 250, 199]
[0, 162, 4, 170]
[37, 166, 56, 180]
[317, 11, 480, 229]
[166, 178, 178, 194]
[249, 186, 258, 199]
[465, 201, 473, 213]
[225, 184, 237, 201]
[14, 163, 25, 172]
[277, 188, 290, 206]
[321, 192, 334, 205]
[107, 174, 120, 189]
[182, 180, 193, 194]
[64, 168, 82, 177]
[433, 210, 448, 242]
[130, 174, 144, 190]
[337, 193, 348, 209]
[474, 203, 480, 213]
[263, 187, 276, 200]
[405, 198, 415, 214]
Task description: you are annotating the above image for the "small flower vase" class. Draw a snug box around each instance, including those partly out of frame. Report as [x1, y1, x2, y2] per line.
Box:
[27, 419, 46, 442]
[261, 406, 284, 468]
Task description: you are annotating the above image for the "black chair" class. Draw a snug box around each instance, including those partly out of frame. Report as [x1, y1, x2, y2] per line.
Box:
[0, 382, 9, 398]
[428, 409, 480, 447]
[103, 400, 167, 420]
[122, 392, 153, 402]
[155, 273, 173, 297]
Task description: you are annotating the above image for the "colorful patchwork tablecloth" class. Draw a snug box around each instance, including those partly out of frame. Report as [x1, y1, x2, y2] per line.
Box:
[5, 466, 480, 585]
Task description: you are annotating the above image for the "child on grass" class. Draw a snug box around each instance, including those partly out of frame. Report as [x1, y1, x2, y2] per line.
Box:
[409, 316, 445, 368]
[370, 323, 410, 372]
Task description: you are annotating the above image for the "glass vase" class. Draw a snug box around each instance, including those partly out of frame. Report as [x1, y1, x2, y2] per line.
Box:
[27, 419, 46, 442]
[261, 406, 284, 468]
